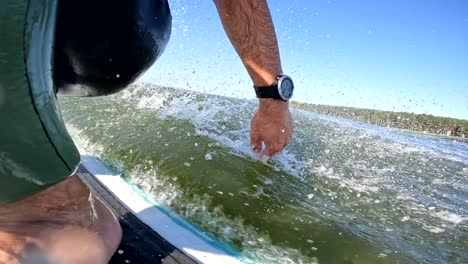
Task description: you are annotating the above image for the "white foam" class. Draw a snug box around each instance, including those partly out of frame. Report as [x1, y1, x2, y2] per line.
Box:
[136, 92, 309, 179]
[430, 210, 465, 225]
[81, 156, 241, 264]
[422, 225, 445, 234]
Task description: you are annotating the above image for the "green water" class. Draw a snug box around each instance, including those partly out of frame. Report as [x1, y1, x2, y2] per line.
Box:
[60, 83, 468, 264]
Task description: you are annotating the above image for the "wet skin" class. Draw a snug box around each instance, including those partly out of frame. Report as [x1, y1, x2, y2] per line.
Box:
[0, 175, 122, 264]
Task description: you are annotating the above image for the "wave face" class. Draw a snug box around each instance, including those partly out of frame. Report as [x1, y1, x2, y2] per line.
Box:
[60, 83, 468, 264]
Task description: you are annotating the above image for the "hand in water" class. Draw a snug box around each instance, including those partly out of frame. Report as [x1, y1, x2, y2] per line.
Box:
[250, 99, 294, 157]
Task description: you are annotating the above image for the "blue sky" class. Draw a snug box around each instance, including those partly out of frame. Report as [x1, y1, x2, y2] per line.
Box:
[142, 0, 468, 120]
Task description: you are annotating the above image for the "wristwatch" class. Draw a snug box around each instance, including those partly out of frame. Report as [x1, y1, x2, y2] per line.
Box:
[253, 75, 294, 101]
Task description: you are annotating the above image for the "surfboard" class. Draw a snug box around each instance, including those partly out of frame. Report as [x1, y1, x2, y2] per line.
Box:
[77, 156, 242, 264]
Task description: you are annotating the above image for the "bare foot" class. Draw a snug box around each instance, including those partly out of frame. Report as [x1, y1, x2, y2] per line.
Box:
[0, 175, 122, 264]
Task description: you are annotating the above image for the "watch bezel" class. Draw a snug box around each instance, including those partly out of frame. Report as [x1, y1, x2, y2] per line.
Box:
[277, 75, 294, 101]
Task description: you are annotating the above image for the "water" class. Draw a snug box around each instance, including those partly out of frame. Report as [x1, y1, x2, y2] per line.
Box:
[59, 83, 468, 264]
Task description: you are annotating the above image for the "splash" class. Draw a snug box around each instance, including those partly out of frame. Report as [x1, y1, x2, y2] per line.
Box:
[60, 83, 468, 264]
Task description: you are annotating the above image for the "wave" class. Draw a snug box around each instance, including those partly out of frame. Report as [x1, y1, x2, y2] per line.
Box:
[60, 83, 468, 264]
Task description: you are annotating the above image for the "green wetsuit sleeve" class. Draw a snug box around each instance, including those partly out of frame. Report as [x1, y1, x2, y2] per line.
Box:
[0, 0, 80, 204]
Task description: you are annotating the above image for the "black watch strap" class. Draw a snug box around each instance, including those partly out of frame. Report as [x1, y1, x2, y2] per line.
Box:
[254, 78, 285, 101]
[254, 85, 278, 97]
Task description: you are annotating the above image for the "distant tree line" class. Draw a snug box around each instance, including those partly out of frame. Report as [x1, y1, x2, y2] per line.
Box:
[292, 102, 467, 139]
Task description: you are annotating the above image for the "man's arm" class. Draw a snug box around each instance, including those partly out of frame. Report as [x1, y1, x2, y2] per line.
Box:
[213, 0, 294, 156]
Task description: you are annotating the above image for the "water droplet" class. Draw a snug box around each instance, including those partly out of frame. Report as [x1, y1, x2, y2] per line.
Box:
[205, 153, 213, 160]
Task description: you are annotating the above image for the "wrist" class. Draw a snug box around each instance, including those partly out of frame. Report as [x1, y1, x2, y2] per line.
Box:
[258, 98, 289, 113]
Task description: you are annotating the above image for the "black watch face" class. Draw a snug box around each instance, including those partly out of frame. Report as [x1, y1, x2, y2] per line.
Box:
[279, 77, 294, 100]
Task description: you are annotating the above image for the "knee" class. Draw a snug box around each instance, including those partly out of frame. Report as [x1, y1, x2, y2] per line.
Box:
[46, 227, 109, 264]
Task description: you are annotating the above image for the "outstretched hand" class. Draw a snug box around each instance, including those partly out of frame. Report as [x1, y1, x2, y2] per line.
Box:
[250, 99, 294, 157]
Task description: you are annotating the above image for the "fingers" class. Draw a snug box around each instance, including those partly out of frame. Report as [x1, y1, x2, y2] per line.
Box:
[262, 142, 284, 157]
[250, 132, 263, 152]
[254, 127, 293, 157]
[250, 109, 294, 157]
